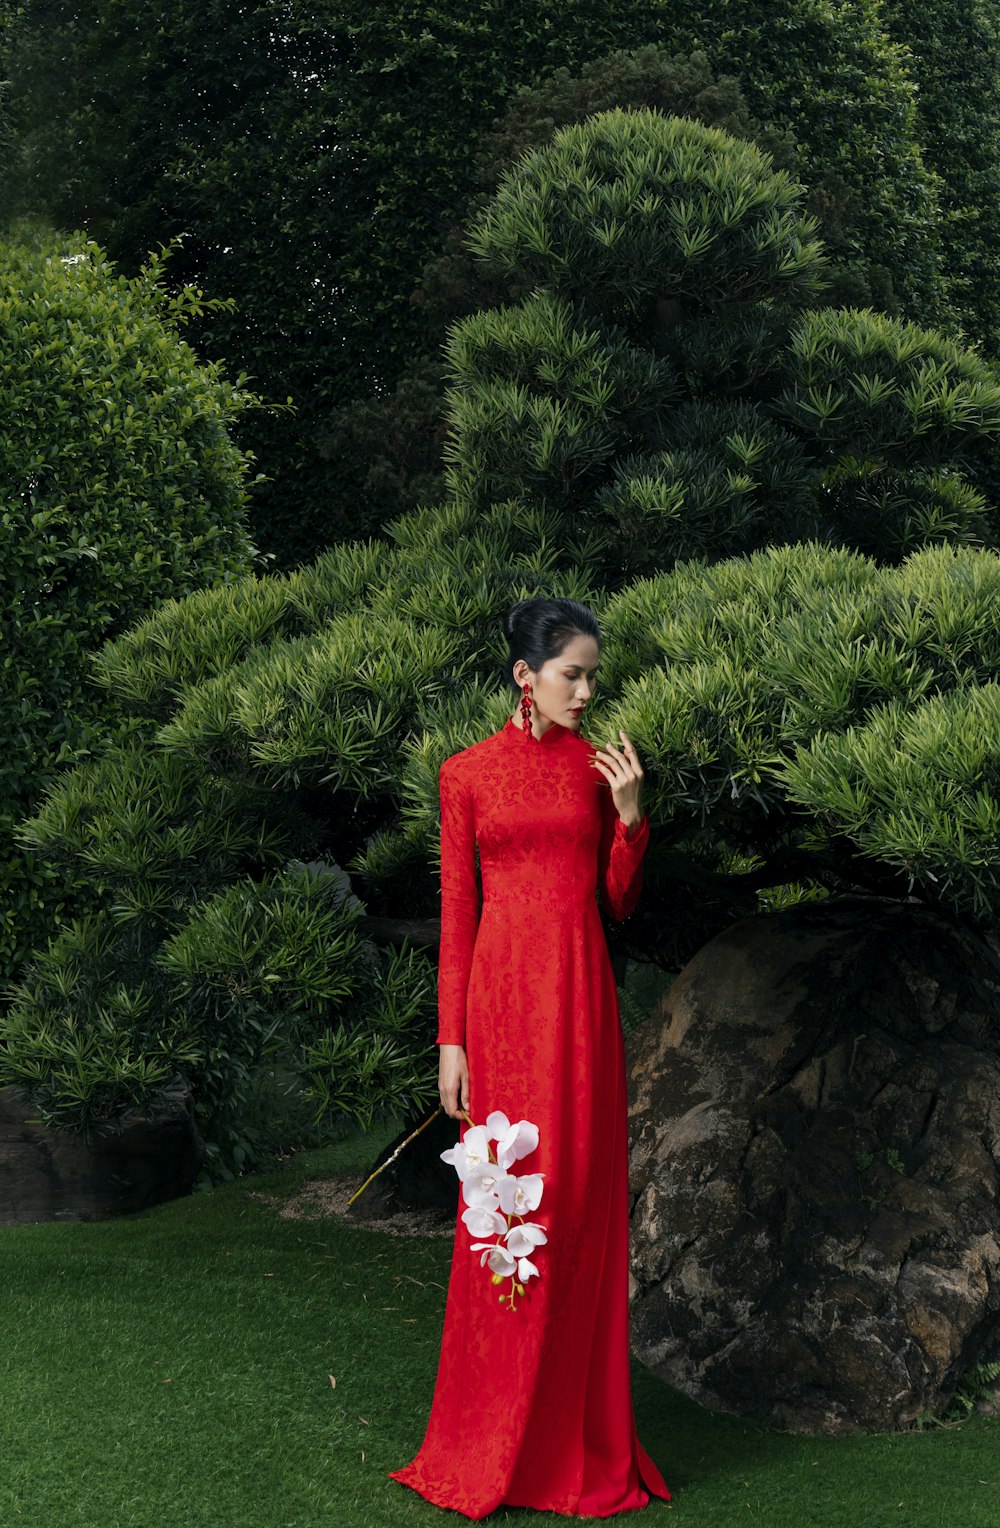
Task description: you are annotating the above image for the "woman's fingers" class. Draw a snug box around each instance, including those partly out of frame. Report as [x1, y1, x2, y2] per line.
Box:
[442, 1077, 469, 1120]
[591, 734, 641, 780]
[619, 735, 644, 776]
[591, 733, 644, 823]
[439, 1046, 468, 1119]
[614, 731, 643, 769]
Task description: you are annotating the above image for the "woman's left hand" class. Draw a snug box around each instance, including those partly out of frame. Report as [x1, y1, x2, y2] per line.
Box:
[590, 728, 644, 830]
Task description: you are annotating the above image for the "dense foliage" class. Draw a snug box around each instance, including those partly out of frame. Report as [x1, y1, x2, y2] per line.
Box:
[1, 2, 953, 561]
[882, 0, 1000, 359]
[0, 0, 348, 565]
[442, 112, 1000, 572]
[0, 227, 257, 989]
[3, 111, 1000, 1179]
[607, 540, 1000, 924]
[323, 0, 950, 364]
[323, 37, 957, 540]
[0, 1, 18, 178]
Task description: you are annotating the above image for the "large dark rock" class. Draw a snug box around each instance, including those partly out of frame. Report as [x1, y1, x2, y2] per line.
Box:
[626, 894, 1000, 1434]
[0, 1084, 206, 1223]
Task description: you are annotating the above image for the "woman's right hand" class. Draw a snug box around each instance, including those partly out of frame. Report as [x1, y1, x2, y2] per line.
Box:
[439, 1043, 470, 1120]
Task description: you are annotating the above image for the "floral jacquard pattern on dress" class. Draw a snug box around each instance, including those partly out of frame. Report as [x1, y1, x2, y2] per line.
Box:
[388, 717, 671, 1519]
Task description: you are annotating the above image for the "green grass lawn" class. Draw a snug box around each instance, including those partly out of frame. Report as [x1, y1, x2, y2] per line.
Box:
[1, 1128, 997, 1528]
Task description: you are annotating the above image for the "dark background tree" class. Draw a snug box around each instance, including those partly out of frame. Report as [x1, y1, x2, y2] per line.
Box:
[1, 0, 354, 564]
[881, 0, 1000, 361]
[1, 1, 958, 564]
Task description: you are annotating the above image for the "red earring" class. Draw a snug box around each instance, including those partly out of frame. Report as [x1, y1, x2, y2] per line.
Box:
[520, 682, 533, 736]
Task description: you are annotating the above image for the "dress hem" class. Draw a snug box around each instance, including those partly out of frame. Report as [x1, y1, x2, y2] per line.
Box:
[387, 1466, 671, 1519]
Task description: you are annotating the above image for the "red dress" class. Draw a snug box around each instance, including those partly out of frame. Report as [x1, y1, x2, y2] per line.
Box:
[389, 715, 671, 1518]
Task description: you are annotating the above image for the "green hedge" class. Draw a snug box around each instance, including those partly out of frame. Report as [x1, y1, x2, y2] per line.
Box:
[0, 227, 257, 988]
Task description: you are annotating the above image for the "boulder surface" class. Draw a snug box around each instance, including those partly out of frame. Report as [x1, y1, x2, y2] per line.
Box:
[0, 1084, 205, 1223]
[626, 894, 1000, 1433]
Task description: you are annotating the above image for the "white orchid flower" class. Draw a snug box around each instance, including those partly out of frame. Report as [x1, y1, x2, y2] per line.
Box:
[461, 1205, 506, 1239]
[496, 1119, 540, 1169]
[440, 1124, 491, 1181]
[484, 1110, 511, 1141]
[497, 1172, 544, 1217]
[504, 1221, 548, 1258]
[462, 1164, 513, 1211]
[470, 1241, 517, 1277]
[442, 1109, 547, 1308]
[462, 1178, 500, 1211]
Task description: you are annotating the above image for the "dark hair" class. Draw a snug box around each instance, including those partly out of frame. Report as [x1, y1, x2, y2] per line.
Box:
[503, 597, 601, 693]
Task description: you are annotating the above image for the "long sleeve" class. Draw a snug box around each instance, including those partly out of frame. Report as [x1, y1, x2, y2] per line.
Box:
[596, 780, 650, 922]
[435, 759, 481, 1046]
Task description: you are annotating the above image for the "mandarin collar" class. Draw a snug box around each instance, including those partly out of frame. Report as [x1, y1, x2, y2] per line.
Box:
[503, 716, 574, 747]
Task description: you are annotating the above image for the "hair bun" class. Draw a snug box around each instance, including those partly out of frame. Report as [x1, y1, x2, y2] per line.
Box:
[504, 600, 527, 643]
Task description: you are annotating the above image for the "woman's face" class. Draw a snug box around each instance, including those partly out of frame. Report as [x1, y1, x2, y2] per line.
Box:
[514, 632, 600, 730]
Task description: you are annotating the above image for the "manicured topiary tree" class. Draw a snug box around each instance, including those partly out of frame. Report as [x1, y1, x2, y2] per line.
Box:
[0, 226, 258, 989]
[445, 110, 1000, 572]
[4, 110, 1000, 1194]
[325, 39, 953, 536]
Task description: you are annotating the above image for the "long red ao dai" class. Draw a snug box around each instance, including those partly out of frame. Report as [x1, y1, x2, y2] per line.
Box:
[388, 716, 671, 1518]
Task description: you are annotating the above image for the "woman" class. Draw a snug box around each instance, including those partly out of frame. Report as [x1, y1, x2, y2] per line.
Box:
[389, 597, 671, 1518]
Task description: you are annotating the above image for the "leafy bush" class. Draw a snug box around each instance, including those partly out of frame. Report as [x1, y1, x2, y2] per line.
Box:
[325, 29, 958, 545]
[0, 857, 437, 1179]
[0, 226, 257, 987]
[605, 539, 1000, 925]
[466, 110, 825, 316]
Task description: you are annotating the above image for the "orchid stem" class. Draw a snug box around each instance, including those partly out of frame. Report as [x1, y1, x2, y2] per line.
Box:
[345, 1105, 443, 1208]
